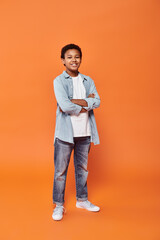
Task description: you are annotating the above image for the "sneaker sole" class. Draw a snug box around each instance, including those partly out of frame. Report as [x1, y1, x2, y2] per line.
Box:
[52, 217, 63, 221]
[52, 215, 63, 221]
[76, 205, 100, 212]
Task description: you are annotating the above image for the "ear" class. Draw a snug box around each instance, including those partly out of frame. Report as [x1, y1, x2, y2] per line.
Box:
[61, 58, 65, 66]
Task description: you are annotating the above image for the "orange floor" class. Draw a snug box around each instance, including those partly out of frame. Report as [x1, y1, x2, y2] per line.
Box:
[1, 163, 160, 240]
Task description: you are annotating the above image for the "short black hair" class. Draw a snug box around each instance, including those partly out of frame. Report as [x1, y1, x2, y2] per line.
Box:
[61, 43, 82, 59]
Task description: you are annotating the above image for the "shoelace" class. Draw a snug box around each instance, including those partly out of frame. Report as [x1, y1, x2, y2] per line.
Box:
[86, 200, 93, 207]
[83, 200, 96, 208]
[54, 206, 66, 214]
[78, 200, 92, 207]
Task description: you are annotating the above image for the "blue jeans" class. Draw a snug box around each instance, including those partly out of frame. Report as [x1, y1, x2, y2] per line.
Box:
[53, 136, 91, 205]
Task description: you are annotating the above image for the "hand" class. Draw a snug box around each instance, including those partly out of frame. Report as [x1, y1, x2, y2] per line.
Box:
[88, 93, 95, 98]
[80, 108, 87, 113]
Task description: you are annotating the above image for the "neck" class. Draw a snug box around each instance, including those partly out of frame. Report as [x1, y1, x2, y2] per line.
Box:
[66, 70, 79, 77]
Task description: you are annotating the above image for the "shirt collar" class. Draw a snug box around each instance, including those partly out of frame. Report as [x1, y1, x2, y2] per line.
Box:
[62, 71, 87, 81]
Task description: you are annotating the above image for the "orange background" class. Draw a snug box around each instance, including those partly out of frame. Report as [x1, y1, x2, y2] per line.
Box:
[0, 0, 160, 239]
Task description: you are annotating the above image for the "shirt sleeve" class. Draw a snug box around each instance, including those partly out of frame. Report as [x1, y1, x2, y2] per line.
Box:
[83, 77, 100, 111]
[54, 77, 82, 116]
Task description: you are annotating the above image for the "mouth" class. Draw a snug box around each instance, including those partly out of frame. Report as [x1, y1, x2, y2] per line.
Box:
[71, 63, 78, 67]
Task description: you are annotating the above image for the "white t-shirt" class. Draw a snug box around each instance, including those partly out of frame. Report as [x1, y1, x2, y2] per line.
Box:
[70, 74, 91, 137]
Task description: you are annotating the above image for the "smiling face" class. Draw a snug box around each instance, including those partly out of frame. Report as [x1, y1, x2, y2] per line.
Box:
[61, 49, 82, 77]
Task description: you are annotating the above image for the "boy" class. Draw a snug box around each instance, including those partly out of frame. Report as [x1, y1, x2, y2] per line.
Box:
[52, 43, 100, 221]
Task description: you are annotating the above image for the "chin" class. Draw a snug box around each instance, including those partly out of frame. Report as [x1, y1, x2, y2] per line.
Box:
[71, 68, 78, 72]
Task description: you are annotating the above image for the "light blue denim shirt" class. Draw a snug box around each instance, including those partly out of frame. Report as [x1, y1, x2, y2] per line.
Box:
[53, 71, 100, 145]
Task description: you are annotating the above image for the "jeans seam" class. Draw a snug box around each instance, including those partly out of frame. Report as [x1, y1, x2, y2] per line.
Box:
[74, 150, 78, 195]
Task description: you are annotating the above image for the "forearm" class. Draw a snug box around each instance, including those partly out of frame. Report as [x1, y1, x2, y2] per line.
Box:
[71, 99, 88, 107]
[59, 105, 86, 113]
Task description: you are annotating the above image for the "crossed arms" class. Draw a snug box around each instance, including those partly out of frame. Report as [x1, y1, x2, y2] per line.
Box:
[66, 93, 95, 113]
[54, 77, 100, 116]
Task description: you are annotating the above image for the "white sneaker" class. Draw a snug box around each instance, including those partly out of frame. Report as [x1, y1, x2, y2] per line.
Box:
[52, 205, 66, 221]
[76, 200, 100, 212]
